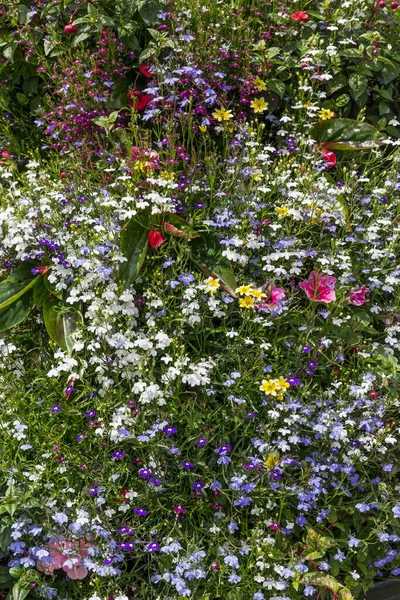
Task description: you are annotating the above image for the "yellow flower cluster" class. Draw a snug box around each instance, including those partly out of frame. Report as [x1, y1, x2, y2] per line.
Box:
[204, 277, 220, 294]
[236, 285, 266, 308]
[259, 376, 290, 400]
[275, 206, 290, 217]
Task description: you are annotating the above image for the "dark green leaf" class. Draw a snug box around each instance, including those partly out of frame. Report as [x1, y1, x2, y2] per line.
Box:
[139, 45, 156, 63]
[43, 299, 80, 353]
[348, 73, 368, 99]
[189, 231, 237, 297]
[33, 276, 50, 308]
[3, 43, 17, 62]
[119, 213, 150, 287]
[9, 581, 31, 600]
[335, 94, 350, 108]
[8, 261, 37, 283]
[310, 118, 385, 150]
[266, 79, 285, 99]
[0, 525, 11, 552]
[138, 1, 159, 24]
[0, 277, 37, 309]
[0, 565, 12, 585]
[71, 32, 92, 46]
[0, 290, 34, 331]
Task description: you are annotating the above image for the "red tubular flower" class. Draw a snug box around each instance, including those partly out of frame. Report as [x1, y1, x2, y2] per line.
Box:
[322, 149, 337, 168]
[64, 23, 78, 34]
[127, 90, 152, 111]
[148, 230, 164, 248]
[291, 11, 309, 20]
[139, 64, 153, 78]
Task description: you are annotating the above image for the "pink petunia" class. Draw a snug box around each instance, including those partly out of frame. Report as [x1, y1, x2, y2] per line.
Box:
[348, 285, 370, 306]
[299, 271, 336, 303]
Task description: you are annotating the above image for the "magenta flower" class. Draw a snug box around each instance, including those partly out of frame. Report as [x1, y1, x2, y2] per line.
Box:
[348, 286, 370, 306]
[299, 272, 336, 303]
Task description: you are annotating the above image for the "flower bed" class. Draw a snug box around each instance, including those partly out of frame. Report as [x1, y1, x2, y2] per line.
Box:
[0, 1, 400, 599]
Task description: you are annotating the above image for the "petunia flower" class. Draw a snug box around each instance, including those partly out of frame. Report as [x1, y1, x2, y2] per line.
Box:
[347, 285, 370, 306]
[299, 271, 336, 303]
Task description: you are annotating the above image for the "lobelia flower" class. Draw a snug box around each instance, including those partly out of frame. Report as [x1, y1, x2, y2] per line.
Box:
[347, 285, 370, 306]
[299, 271, 336, 303]
[148, 230, 164, 248]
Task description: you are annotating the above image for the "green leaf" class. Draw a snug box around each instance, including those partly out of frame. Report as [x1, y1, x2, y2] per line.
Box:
[8, 582, 31, 600]
[266, 79, 285, 99]
[161, 213, 199, 239]
[0, 565, 12, 585]
[0, 277, 37, 309]
[335, 94, 350, 108]
[43, 299, 80, 353]
[33, 276, 51, 308]
[3, 43, 17, 62]
[326, 74, 348, 96]
[118, 213, 150, 287]
[264, 47, 281, 59]
[139, 45, 156, 63]
[44, 276, 63, 300]
[348, 73, 368, 99]
[0, 290, 34, 331]
[0, 525, 11, 552]
[138, 0, 159, 24]
[189, 231, 237, 297]
[71, 32, 92, 46]
[8, 261, 37, 283]
[310, 118, 385, 150]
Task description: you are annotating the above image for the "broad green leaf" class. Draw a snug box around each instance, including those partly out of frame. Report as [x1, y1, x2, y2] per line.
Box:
[43, 299, 80, 353]
[71, 32, 92, 46]
[266, 78, 285, 99]
[310, 118, 385, 150]
[0, 565, 12, 584]
[0, 277, 37, 309]
[348, 73, 368, 99]
[161, 213, 199, 239]
[0, 524, 12, 552]
[8, 581, 31, 600]
[264, 47, 281, 59]
[0, 290, 34, 331]
[139, 45, 157, 63]
[7, 261, 37, 282]
[119, 213, 150, 287]
[3, 43, 17, 62]
[138, 0, 159, 24]
[33, 275, 51, 308]
[189, 231, 237, 297]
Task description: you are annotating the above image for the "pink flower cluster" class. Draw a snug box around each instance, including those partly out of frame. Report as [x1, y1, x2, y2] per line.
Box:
[37, 539, 90, 580]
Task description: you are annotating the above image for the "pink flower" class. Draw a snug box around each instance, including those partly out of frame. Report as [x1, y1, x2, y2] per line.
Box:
[36, 539, 89, 580]
[299, 271, 336, 303]
[291, 11, 309, 21]
[257, 284, 286, 310]
[322, 149, 336, 168]
[348, 286, 370, 306]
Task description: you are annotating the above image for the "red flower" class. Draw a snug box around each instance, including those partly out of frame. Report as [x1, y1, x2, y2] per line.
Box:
[139, 64, 153, 78]
[127, 90, 152, 111]
[1, 151, 10, 159]
[148, 230, 164, 248]
[322, 149, 336, 168]
[291, 11, 309, 21]
[64, 23, 78, 34]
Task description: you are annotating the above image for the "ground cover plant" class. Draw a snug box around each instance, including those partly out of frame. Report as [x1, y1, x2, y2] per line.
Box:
[1, 0, 400, 599]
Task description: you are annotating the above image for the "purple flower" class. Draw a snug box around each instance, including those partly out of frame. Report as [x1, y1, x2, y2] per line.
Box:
[192, 480, 205, 492]
[85, 410, 97, 418]
[139, 468, 152, 479]
[216, 444, 231, 455]
[163, 426, 177, 436]
[181, 461, 194, 470]
[147, 541, 160, 552]
[196, 438, 207, 447]
[135, 507, 148, 516]
[51, 405, 62, 413]
[118, 542, 134, 551]
[112, 451, 125, 460]
[118, 527, 134, 535]
[89, 487, 98, 496]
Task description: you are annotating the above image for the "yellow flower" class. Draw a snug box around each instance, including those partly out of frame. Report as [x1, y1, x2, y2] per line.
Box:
[236, 285, 253, 296]
[259, 380, 277, 395]
[250, 97, 268, 113]
[251, 169, 263, 181]
[265, 452, 280, 469]
[253, 77, 267, 91]
[205, 277, 220, 294]
[199, 125, 207, 132]
[249, 289, 266, 299]
[161, 171, 175, 181]
[275, 377, 290, 391]
[212, 108, 234, 122]
[239, 297, 255, 308]
[318, 108, 335, 120]
[275, 206, 290, 217]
